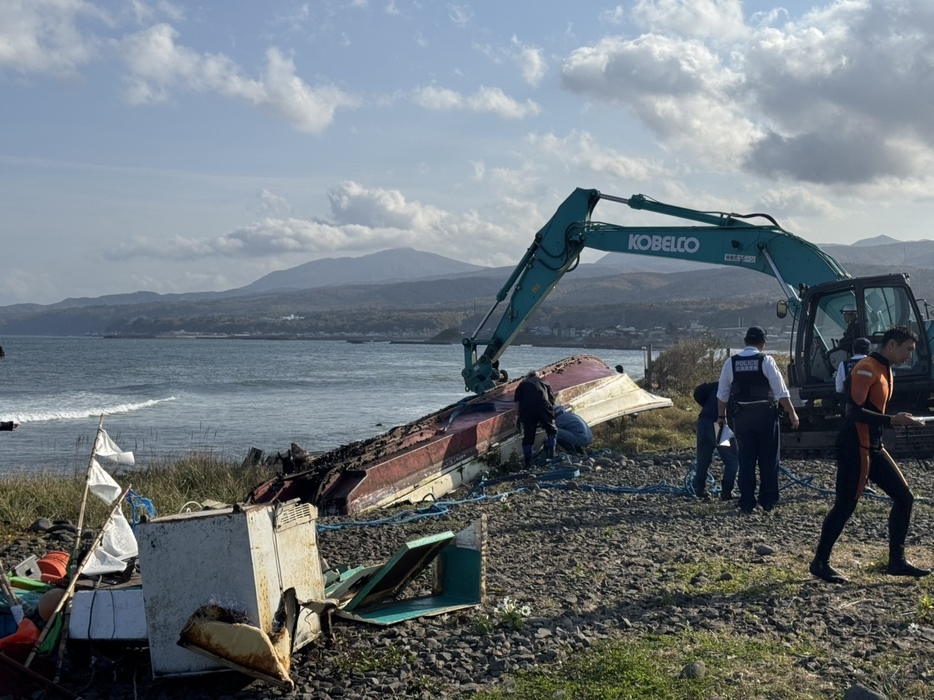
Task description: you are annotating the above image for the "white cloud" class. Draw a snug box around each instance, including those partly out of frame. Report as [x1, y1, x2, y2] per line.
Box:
[468, 86, 540, 118]
[561, 34, 757, 166]
[0, 0, 106, 76]
[447, 4, 471, 28]
[258, 190, 293, 218]
[561, 0, 934, 188]
[101, 182, 529, 266]
[631, 0, 747, 41]
[327, 181, 448, 230]
[599, 6, 625, 26]
[414, 85, 540, 119]
[414, 85, 463, 110]
[116, 24, 358, 133]
[528, 130, 670, 182]
[755, 185, 841, 221]
[741, 1, 934, 184]
[517, 45, 546, 86]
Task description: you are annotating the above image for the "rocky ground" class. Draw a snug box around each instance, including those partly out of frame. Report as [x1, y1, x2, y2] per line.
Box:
[3, 451, 934, 699]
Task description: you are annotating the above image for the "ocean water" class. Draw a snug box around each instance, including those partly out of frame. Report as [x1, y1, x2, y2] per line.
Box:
[0, 337, 648, 477]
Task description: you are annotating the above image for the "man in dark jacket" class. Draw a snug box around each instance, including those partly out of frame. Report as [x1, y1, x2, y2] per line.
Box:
[692, 381, 739, 500]
[554, 405, 592, 455]
[514, 370, 557, 467]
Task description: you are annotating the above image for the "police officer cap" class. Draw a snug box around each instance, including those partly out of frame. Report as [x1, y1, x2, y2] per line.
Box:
[853, 337, 871, 354]
[842, 303, 857, 313]
[744, 326, 766, 344]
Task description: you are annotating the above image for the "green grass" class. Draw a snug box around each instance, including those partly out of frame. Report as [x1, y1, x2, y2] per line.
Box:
[478, 629, 832, 700]
[0, 454, 277, 544]
[331, 645, 413, 674]
[665, 560, 804, 600]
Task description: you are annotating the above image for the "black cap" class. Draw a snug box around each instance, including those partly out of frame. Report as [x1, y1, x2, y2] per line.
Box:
[853, 337, 871, 354]
[744, 326, 766, 344]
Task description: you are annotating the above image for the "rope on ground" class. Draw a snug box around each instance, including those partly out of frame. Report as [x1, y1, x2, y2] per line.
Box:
[316, 451, 934, 532]
[779, 463, 932, 504]
[317, 453, 701, 531]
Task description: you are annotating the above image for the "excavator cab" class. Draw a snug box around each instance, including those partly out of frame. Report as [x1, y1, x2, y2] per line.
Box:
[793, 273, 934, 414]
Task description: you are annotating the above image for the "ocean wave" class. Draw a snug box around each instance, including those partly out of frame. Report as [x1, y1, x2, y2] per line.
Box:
[3, 397, 177, 424]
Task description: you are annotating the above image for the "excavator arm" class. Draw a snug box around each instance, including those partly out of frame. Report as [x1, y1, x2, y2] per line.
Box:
[463, 187, 849, 394]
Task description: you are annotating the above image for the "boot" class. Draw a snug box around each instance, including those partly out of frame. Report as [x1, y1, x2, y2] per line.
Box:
[887, 548, 931, 577]
[809, 558, 847, 584]
[522, 444, 533, 469]
[720, 486, 734, 501]
[545, 435, 556, 460]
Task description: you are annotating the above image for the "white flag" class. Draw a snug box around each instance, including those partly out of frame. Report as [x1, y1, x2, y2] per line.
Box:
[80, 510, 138, 577]
[88, 458, 122, 505]
[95, 429, 135, 465]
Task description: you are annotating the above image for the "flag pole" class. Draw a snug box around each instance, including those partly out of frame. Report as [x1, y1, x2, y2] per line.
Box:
[71, 414, 105, 573]
[25, 484, 132, 669]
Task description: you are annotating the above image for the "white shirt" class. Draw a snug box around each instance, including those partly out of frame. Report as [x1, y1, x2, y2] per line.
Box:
[835, 353, 867, 393]
[716, 346, 791, 403]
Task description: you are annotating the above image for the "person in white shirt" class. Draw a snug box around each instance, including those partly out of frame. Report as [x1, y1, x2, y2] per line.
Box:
[835, 337, 871, 394]
[717, 326, 799, 513]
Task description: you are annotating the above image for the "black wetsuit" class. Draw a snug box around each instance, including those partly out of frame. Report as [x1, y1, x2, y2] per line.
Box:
[815, 352, 915, 562]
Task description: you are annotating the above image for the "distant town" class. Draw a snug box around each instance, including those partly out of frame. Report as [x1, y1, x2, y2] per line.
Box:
[106, 319, 793, 353]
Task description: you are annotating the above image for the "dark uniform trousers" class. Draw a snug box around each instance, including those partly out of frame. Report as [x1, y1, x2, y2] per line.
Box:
[728, 353, 780, 512]
[732, 403, 780, 512]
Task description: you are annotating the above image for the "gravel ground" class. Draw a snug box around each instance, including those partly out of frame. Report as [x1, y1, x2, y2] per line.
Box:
[3, 450, 934, 699]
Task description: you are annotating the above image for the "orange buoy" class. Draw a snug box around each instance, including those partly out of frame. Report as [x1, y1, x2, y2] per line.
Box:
[37, 551, 70, 585]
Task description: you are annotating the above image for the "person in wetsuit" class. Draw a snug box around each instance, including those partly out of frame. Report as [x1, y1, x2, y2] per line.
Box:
[810, 326, 930, 584]
[514, 370, 557, 467]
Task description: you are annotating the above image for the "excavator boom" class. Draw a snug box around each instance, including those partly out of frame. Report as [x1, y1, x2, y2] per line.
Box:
[463, 188, 849, 394]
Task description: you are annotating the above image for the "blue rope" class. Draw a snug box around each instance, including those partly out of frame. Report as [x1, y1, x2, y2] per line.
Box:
[316, 492, 513, 531]
[315, 453, 934, 533]
[779, 464, 932, 504]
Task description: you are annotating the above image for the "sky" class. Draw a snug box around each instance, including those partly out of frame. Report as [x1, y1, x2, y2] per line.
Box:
[3, 0, 934, 306]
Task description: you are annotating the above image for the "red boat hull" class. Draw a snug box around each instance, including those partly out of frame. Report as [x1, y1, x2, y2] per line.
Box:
[247, 355, 658, 515]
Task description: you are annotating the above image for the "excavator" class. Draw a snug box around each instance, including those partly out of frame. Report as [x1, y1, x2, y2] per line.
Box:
[461, 188, 934, 456]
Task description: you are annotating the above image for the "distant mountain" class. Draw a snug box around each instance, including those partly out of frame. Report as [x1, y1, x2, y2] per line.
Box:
[7, 238, 934, 337]
[233, 247, 486, 294]
[592, 252, 715, 274]
[820, 238, 934, 269]
[850, 235, 901, 247]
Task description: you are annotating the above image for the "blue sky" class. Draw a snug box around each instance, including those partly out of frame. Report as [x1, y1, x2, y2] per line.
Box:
[2, 0, 934, 306]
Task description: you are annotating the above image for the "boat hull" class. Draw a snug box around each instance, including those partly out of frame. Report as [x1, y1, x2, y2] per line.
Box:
[247, 355, 671, 515]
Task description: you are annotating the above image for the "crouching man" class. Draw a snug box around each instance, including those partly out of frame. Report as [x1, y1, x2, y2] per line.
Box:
[554, 406, 592, 455]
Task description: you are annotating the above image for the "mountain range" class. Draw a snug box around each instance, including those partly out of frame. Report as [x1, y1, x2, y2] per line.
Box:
[3, 235, 934, 337]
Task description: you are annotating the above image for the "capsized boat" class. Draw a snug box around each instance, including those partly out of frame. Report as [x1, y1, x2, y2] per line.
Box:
[247, 354, 671, 515]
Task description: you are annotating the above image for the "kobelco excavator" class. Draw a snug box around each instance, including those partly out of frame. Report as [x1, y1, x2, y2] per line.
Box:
[461, 188, 934, 455]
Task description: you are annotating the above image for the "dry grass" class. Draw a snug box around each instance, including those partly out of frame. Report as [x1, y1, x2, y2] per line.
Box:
[0, 453, 277, 543]
[592, 391, 698, 454]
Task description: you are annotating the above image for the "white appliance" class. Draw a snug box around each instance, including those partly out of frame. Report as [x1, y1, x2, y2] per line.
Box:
[136, 501, 323, 678]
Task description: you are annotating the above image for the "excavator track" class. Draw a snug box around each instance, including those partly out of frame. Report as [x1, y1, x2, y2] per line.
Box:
[781, 422, 934, 464]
